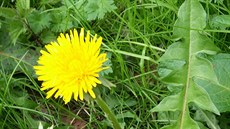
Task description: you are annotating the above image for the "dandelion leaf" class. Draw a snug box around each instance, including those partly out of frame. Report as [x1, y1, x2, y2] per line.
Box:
[194, 53, 230, 112]
[151, 0, 220, 128]
[194, 109, 221, 129]
[151, 93, 182, 112]
[161, 109, 199, 129]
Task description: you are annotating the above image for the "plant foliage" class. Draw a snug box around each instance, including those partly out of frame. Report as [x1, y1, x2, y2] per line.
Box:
[150, 0, 230, 128]
[0, 0, 229, 128]
[84, 0, 117, 20]
[0, 0, 117, 45]
[195, 53, 230, 112]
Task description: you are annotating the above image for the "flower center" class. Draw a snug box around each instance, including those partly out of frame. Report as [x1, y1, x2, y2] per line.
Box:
[68, 59, 86, 80]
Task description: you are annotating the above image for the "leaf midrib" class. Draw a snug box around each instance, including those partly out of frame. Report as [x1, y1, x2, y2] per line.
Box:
[179, 0, 192, 128]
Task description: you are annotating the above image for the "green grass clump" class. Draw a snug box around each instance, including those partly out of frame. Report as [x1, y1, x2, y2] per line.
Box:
[0, 0, 230, 129]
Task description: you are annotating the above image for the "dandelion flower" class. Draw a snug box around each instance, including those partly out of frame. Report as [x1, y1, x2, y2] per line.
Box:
[34, 28, 108, 104]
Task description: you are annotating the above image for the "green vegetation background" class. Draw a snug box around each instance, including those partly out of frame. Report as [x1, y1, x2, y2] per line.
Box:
[0, 0, 229, 129]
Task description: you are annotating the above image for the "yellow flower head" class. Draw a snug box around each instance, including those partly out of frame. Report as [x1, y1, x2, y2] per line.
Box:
[34, 28, 108, 104]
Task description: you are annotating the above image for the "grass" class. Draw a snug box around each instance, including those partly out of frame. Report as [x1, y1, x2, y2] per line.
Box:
[0, 0, 230, 129]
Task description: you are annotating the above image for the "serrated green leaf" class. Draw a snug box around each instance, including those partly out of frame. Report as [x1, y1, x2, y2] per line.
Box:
[152, 0, 220, 128]
[15, 0, 31, 17]
[100, 52, 113, 76]
[61, 0, 87, 20]
[40, 30, 56, 44]
[0, 7, 17, 18]
[194, 53, 230, 112]
[84, 0, 117, 20]
[50, 7, 73, 32]
[8, 20, 26, 45]
[27, 10, 51, 34]
[16, 0, 30, 10]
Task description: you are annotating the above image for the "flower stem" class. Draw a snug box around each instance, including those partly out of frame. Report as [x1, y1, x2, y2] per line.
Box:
[95, 96, 122, 129]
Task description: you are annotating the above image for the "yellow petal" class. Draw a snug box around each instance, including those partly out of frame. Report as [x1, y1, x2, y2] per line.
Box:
[46, 87, 58, 98]
[88, 89, 96, 98]
[79, 84, 84, 100]
[74, 85, 79, 101]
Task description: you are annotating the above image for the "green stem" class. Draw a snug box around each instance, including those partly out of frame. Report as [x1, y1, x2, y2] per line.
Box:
[0, 103, 2, 116]
[95, 96, 122, 129]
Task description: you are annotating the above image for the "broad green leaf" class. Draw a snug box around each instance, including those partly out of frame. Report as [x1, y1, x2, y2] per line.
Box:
[211, 54, 230, 87]
[0, 43, 39, 74]
[194, 109, 220, 129]
[9, 83, 38, 109]
[151, 0, 220, 128]
[194, 53, 230, 112]
[151, 94, 183, 112]
[210, 15, 230, 30]
[157, 111, 180, 124]
[161, 109, 199, 129]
